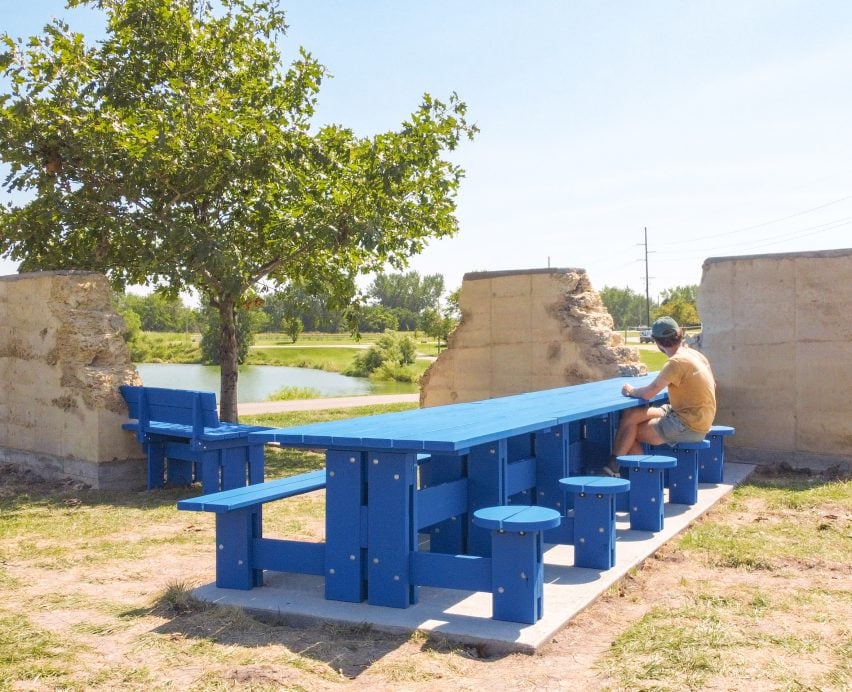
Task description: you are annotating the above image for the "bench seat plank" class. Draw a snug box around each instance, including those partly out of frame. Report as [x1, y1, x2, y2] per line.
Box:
[177, 470, 327, 513]
[123, 421, 269, 442]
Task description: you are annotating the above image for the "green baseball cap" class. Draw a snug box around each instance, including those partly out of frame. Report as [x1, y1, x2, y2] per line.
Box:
[651, 316, 680, 338]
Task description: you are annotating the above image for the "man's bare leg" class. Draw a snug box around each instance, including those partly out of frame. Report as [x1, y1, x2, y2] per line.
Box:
[613, 406, 666, 457]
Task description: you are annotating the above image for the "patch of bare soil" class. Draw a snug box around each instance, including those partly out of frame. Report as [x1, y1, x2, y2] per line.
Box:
[1, 464, 849, 691]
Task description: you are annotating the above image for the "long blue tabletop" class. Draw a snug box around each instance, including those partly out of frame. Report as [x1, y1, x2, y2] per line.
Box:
[250, 373, 664, 453]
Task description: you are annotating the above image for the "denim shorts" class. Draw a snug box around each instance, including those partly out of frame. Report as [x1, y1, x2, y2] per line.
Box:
[654, 404, 708, 445]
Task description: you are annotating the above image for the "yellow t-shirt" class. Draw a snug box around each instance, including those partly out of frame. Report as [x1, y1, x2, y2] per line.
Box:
[659, 346, 716, 433]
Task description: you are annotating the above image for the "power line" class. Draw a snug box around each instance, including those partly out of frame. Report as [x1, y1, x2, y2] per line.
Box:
[664, 193, 852, 247]
[656, 216, 852, 260]
[639, 227, 654, 326]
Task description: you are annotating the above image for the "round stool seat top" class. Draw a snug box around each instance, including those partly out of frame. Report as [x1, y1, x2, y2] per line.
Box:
[709, 425, 735, 436]
[671, 440, 711, 450]
[616, 454, 677, 469]
[559, 475, 630, 494]
[472, 505, 562, 532]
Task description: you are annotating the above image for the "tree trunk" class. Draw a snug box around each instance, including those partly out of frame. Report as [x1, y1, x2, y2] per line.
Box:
[218, 298, 240, 422]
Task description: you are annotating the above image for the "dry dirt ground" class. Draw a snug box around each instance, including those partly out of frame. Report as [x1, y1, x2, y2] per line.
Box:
[0, 464, 849, 691]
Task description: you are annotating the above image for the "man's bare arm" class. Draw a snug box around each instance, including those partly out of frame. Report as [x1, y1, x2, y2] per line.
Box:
[621, 374, 668, 401]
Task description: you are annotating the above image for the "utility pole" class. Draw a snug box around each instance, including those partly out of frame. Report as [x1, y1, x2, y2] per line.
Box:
[644, 227, 650, 326]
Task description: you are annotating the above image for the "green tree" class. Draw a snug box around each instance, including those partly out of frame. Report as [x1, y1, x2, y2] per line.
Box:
[445, 287, 461, 319]
[599, 286, 649, 330]
[653, 298, 700, 328]
[282, 315, 303, 343]
[345, 332, 417, 378]
[199, 298, 267, 366]
[359, 305, 399, 332]
[655, 284, 700, 327]
[0, 0, 476, 420]
[367, 271, 445, 313]
[659, 284, 698, 305]
[258, 283, 321, 338]
[420, 306, 455, 350]
[117, 292, 200, 332]
[114, 299, 142, 343]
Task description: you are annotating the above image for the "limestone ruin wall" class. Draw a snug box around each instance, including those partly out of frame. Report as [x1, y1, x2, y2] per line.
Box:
[0, 271, 145, 488]
[699, 248, 852, 472]
[420, 268, 646, 407]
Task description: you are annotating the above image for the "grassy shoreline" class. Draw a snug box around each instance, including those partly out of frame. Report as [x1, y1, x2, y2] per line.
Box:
[133, 330, 665, 374]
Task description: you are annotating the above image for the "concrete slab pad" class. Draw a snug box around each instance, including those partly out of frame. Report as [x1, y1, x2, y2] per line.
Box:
[191, 462, 756, 653]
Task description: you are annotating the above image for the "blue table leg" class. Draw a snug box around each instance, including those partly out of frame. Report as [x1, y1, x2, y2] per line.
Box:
[580, 414, 617, 472]
[467, 440, 507, 557]
[166, 453, 194, 487]
[536, 425, 575, 544]
[535, 425, 569, 511]
[325, 450, 366, 603]
[366, 451, 419, 607]
[220, 447, 247, 490]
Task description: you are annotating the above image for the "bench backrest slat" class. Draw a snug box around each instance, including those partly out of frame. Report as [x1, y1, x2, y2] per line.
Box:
[121, 385, 220, 430]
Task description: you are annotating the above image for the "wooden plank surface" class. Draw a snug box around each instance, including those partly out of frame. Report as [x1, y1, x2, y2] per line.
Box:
[177, 469, 327, 513]
[251, 373, 664, 452]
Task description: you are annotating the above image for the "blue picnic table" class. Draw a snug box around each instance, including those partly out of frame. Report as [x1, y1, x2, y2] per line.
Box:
[235, 373, 667, 611]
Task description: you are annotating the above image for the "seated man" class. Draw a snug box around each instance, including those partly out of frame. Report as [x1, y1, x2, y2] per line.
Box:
[606, 316, 716, 475]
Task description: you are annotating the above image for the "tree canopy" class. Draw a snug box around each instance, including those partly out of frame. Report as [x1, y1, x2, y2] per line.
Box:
[599, 285, 651, 330]
[600, 284, 700, 331]
[0, 0, 477, 420]
[367, 271, 445, 313]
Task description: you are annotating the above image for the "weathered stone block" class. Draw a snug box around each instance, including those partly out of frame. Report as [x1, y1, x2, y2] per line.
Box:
[701, 249, 852, 472]
[421, 268, 645, 407]
[0, 271, 144, 488]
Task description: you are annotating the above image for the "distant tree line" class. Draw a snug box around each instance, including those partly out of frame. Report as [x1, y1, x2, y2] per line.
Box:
[599, 284, 700, 331]
[114, 270, 460, 364]
[116, 277, 699, 365]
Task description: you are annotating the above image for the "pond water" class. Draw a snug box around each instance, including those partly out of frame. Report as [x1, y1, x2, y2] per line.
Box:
[135, 363, 417, 403]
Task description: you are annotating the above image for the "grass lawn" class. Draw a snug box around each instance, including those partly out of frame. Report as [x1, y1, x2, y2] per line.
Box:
[248, 345, 362, 371]
[638, 347, 668, 371]
[254, 330, 440, 351]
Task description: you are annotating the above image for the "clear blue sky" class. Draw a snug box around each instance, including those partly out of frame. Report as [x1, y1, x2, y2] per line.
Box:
[3, 0, 852, 300]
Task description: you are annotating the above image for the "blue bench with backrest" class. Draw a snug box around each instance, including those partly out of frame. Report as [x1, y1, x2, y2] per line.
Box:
[120, 385, 270, 492]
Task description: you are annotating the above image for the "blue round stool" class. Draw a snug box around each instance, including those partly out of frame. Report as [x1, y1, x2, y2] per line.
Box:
[699, 425, 736, 483]
[616, 454, 677, 532]
[558, 476, 630, 570]
[472, 505, 561, 624]
[666, 440, 710, 505]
